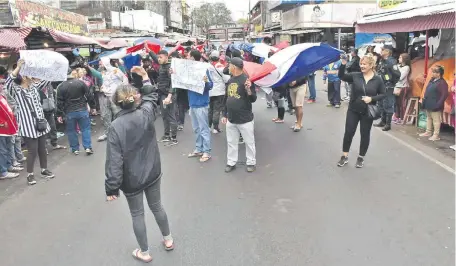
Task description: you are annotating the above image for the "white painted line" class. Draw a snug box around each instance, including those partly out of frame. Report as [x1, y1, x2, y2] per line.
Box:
[377, 128, 455, 174]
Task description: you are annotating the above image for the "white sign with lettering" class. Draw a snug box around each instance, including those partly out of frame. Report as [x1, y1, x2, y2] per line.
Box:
[19, 50, 69, 81]
[171, 59, 210, 95]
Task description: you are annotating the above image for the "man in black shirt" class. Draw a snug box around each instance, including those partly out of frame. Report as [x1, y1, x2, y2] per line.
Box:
[221, 58, 257, 173]
[56, 74, 95, 155]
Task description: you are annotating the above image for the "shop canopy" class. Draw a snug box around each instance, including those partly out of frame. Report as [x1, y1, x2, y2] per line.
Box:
[0, 28, 32, 50]
[356, 1, 455, 33]
[48, 29, 129, 49]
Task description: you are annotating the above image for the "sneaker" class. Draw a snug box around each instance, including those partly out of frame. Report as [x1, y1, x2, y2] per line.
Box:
[41, 169, 55, 179]
[177, 125, 184, 131]
[72, 150, 80, 155]
[450, 145, 456, 151]
[337, 156, 349, 167]
[307, 99, 316, 103]
[225, 165, 236, 173]
[27, 174, 37, 185]
[98, 134, 108, 142]
[166, 138, 179, 146]
[419, 132, 432, 138]
[266, 102, 273, 108]
[355, 157, 365, 168]
[239, 137, 244, 144]
[85, 148, 94, 155]
[212, 128, 222, 134]
[428, 135, 440, 141]
[17, 157, 27, 163]
[90, 120, 96, 126]
[334, 104, 341, 108]
[0, 172, 19, 179]
[8, 166, 23, 173]
[159, 135, 171, 142]
[246, 165, 256, 173]
[326, 103, 334, 107]
[12, 162, 23, 167]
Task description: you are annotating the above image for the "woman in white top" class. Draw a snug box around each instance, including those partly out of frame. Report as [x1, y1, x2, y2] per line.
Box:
[5, 60, 55, 185]
[393, 53, 411, 124]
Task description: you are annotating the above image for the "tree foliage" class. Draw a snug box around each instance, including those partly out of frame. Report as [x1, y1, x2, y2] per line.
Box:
[237, 18, 248, 25]
[191, 3, 232, 34]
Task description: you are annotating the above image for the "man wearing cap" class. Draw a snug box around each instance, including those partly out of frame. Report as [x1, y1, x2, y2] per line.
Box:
[222, 57, 257, 173]
[374, 45, 399, 131]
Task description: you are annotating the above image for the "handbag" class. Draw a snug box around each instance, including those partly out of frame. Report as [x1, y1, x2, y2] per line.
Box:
[362, 83, 381, 120]
[20, 89, 48, 132]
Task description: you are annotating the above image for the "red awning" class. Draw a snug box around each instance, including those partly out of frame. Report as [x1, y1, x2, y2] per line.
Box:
[356, 2, 455, 33]
[48, 29, 128, 49]
[0, 27, 32, 50]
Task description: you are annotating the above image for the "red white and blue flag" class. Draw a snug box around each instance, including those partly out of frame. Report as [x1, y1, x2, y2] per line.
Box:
[244, 43, 342, 88]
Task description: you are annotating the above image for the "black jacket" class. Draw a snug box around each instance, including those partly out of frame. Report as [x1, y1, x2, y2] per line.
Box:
[338, 64, 386, 114]
[422, 78, 449, 112]
[105, 83, 161, 197]
[56, 78, 94, 116]
[346, 55, 361, 73]
[149, 52, 173, 95]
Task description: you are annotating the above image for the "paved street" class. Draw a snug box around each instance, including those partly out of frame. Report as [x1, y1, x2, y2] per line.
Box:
[0, 78, 454, 266]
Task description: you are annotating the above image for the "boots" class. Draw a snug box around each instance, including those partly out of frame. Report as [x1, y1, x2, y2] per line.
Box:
[374, 114, 386, 127]
[382, 114, 393, 131]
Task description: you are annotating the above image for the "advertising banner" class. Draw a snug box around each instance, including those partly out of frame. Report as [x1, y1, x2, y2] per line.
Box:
[9, 0, 88, 35]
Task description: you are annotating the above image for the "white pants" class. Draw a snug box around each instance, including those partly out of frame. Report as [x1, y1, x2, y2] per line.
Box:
[226, 120, 256, 166]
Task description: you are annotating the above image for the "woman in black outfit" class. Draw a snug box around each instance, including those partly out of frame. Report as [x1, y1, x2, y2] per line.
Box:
[337, 54, 386, 168]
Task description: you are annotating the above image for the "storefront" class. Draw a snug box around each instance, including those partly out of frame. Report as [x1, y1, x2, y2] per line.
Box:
[8, 0, 89, 35]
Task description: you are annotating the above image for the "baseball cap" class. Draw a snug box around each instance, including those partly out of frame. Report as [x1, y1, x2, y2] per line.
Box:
[210, 50, 220, 58]
[382, 45, 394, 51]
[230, 57, 244, 69]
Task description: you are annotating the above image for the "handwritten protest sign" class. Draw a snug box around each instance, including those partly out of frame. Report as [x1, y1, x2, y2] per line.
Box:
[19, 50, 69, 81]
[171, 59, 210, 95]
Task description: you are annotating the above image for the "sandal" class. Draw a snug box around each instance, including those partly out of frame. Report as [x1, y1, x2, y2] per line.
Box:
[199, 153, 211, 162]
[272, 117, 279, 122]
[274, 120, 284, 123]
[163, 239, 175, 251]
[188, 151, 203, 158]
[53, 145, 66, 150]
[132, 248, 153, 263]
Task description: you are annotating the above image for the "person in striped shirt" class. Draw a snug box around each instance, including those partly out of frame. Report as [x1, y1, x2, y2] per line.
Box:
[5, 60, 55, 185]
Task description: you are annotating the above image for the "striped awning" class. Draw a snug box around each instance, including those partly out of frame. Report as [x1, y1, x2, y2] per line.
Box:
[0, 27, 32, 50]
[356, 2, 455, 33]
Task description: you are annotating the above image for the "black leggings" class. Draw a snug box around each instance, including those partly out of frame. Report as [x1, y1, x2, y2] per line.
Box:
[23, 135, 47, 173]
[275, 100, 285, 120]
[342, 109, 374, 157]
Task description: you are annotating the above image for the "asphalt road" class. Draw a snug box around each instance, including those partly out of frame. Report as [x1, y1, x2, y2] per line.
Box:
[0, 78, 454, 266]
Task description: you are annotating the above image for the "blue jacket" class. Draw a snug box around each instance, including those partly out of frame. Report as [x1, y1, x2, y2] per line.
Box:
[323, 61, 342, 82]
[188, 70, 213, 108]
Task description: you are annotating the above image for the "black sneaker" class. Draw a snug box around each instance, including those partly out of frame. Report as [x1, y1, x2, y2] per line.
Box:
[27, 174, 37, 185]
[355, 157, 364, 168]
[159, 136, 171, 142]
[166, 138, 179, 146]
[246, 165, 256, 173]
[239, 137, 244, 144]
[85, 148, 94, 155]
[225, 165, 236, 173]
[337, 156, 349, 167]
[41, 169, 55, 179]
[177, 125, 184, 131]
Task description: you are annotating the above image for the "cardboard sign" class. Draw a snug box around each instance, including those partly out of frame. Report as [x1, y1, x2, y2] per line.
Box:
[19, 50, 69, 81]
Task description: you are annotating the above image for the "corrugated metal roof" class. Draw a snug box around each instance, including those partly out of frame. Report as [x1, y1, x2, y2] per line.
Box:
[358, 2, 454, 24]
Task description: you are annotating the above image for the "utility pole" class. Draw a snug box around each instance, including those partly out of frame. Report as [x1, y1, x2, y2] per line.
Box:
[247, 0, 251, 42]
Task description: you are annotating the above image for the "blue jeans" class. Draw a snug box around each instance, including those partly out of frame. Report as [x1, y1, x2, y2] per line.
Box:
[189, 106, 211, 154]
[308, 74, 316, 100]
[0, 136, 12, 174]
[66, 110, 92, 152]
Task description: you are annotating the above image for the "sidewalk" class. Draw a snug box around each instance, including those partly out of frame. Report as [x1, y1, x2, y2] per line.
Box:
[0, 116, 105, 205]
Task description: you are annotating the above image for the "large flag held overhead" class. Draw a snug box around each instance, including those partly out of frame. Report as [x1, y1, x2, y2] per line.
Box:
[244, 43, 342, 88]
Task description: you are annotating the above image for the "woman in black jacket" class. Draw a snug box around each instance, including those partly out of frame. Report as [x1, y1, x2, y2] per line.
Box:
[337, 54, 386, 168]
[105, 66, 174, 263]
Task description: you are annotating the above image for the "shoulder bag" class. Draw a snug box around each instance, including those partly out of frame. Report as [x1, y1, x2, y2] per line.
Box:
[362, 83, 381, 120]
[20, 89, 48, 132]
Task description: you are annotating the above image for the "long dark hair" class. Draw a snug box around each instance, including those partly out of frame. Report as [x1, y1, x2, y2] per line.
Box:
[399, 53, 411, 76]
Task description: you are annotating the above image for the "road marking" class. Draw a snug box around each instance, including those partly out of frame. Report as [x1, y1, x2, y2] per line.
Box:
[378, 128, 455, 174]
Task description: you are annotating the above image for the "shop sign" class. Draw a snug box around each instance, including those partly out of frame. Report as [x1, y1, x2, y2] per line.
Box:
[377, 0, 444, 10]
[9, 0, 88, 35]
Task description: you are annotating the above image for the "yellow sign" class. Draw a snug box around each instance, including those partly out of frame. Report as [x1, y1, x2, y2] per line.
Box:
[377, 0, 407, 10]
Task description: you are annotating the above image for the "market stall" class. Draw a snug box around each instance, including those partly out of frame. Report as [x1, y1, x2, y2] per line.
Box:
[356, 1, 455, 127]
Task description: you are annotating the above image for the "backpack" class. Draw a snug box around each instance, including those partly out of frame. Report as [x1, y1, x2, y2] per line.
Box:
[389, 64, 402, 85]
